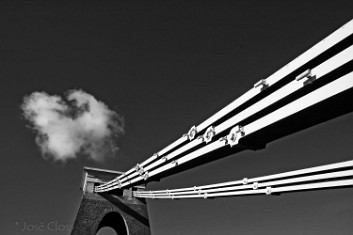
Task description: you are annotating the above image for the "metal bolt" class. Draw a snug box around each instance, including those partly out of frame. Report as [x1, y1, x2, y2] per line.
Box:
[253, 182, 258, 189]
[243, 178, 248, 185]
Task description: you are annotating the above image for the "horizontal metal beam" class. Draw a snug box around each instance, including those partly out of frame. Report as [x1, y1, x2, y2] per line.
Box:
[96, 19, 353, 192]
[97, 46, 353, 192]
[136, 160, 353, 195]
[96, 70, 353, 192]
[135, 170, 353, 196]
[124, 72, 353, 189]
[134, 177, 353, 199]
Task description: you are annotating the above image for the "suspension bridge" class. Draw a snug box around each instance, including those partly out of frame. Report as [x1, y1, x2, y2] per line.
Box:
[71, 19, 353, 235]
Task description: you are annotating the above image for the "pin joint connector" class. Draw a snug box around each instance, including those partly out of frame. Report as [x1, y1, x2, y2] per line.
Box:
[254, 79, 269, 91]
[227, 125, 245, 147]
[204, 126, 216, 143]
[296, 69, 316, 85]
[187, 125, 197, 141]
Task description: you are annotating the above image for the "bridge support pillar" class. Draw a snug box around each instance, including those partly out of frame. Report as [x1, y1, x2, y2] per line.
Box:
[71, 167, 151, 235]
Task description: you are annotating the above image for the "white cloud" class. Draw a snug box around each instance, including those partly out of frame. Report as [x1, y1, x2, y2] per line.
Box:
[22, 90, 124, 162]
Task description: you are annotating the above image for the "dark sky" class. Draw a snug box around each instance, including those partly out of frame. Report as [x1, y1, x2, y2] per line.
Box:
[1, 1, 352, 235]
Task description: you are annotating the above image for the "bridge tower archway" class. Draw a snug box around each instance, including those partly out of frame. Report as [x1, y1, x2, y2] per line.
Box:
[96, 211, 128, 235]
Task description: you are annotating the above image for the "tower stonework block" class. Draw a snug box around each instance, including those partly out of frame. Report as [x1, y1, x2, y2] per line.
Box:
[71, 167, 151, 235]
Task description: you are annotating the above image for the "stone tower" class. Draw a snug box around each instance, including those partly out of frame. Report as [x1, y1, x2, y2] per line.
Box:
[71, 167, 151, 235]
